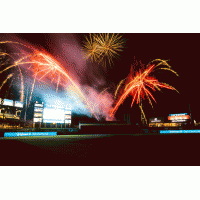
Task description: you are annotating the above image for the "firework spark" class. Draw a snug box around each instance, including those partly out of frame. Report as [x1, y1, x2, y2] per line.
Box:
[17, 66, 24, 102]
[83, 33, 126, 67]
[95, 33, 125, 66]
[139, 102, 147, 125]
[114, 78, 126, 99]
[149, 59, 179, 76]
[0, 47, 25, 102]
[30, 51, 99, 120]
[83, 34, 102, 62]
[110, 61, 179, 118]
[1, 41, 100, 120]
[0, 73, 13, 91]
[0, 41, 100, 120]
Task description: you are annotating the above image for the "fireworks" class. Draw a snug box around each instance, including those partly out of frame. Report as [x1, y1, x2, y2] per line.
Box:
[83, 33, 126, 67]
[0, 73, 13, 91]
[149, 59, 179, 76]
[83, 34, 102, 62]
[0, 36, 180, 124]
[30, 51, 99, 120]
[0, 41, 100, 120]
[110, 60, 179, 118]
[114, 78, 126, 99]
[0, 47, 25, 102]
[18, 66, 24, 102]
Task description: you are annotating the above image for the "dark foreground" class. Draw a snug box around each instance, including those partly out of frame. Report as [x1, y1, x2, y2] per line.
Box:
[1, 130, 200, 166]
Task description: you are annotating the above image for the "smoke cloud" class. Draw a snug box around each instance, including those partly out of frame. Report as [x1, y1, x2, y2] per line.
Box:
[0, 33, 115, 121]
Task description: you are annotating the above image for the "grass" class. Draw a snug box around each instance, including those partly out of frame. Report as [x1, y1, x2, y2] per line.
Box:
[0, 134, 109, 140]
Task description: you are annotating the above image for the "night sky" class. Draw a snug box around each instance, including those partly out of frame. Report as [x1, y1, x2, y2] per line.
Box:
[0, 33, 200, 122]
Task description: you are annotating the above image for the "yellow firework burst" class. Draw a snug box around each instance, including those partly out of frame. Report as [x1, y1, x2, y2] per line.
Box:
[95, 33, 125, 64]
[0, 46, 25, 102]
[83, 34, 102, 62]
[149, 59, 179, 76]
[83, 33, 126, 67]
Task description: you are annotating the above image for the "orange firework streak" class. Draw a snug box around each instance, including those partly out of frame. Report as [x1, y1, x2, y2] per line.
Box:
[29, 51, 99, 121]
[0, 46, 25, 102]
[110, 64, 178, 117]
[0, 41, 99, 120]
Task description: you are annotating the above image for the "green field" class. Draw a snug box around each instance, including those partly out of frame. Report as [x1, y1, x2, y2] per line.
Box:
[0, 134, 108, 140]
[1, 133, 200, 166]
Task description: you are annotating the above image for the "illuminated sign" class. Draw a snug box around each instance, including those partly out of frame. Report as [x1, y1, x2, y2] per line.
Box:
[4, 132, 57, 137]
[3, 99, 14, 106]
[149, 117, 164, 123]
[34, 108, 43, 112]
[65, 120, 71, 124]
[151, 119, 161, 123]
[34, 113, 43, 117]
[41, 104, 72, 124]
[33, 118, 42, 123]
[168, 115, 190, 121]
[15, 101, 23, 108]
[65, 115, 71, 119]
[35, 103, 44, 107]
[169, 113, 188, 116]
[160, 130, 200, 134]
[43, 108, 65, 123]
[171, 119, 187, 122]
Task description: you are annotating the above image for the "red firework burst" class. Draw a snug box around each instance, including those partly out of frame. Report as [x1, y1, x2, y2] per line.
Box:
[110, 63, 178, 117]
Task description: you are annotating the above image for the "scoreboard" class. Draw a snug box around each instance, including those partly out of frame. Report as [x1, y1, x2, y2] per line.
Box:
[33, 102, 72, 125]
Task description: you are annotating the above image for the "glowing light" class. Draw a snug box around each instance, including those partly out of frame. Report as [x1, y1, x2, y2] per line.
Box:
[4, 132, 57, 137]
[43, 107, 65, 123]
[3, 99, 14, 106]
[0, 45, 25, 102]
[160, 130, 200, 134]
[114, 78, 126, 99]
[110, 60, 179, 118]
[15, 101, 23, 108]
[168, 114, 190, 121]
[17, 66, 24, 102]
[83, 34, 102, 62]
[149, 59, 179, 77]
[29, 51, 99, 120]
[0, 73, 13, 90]
[0, 41, 99, 121]
[169, 113, 188, 116]
[83, 33, 126, 67]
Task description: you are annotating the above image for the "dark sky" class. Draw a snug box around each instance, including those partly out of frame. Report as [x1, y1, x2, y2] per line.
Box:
[1, 33, 200, 122]
[111, 34, 199, 121]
